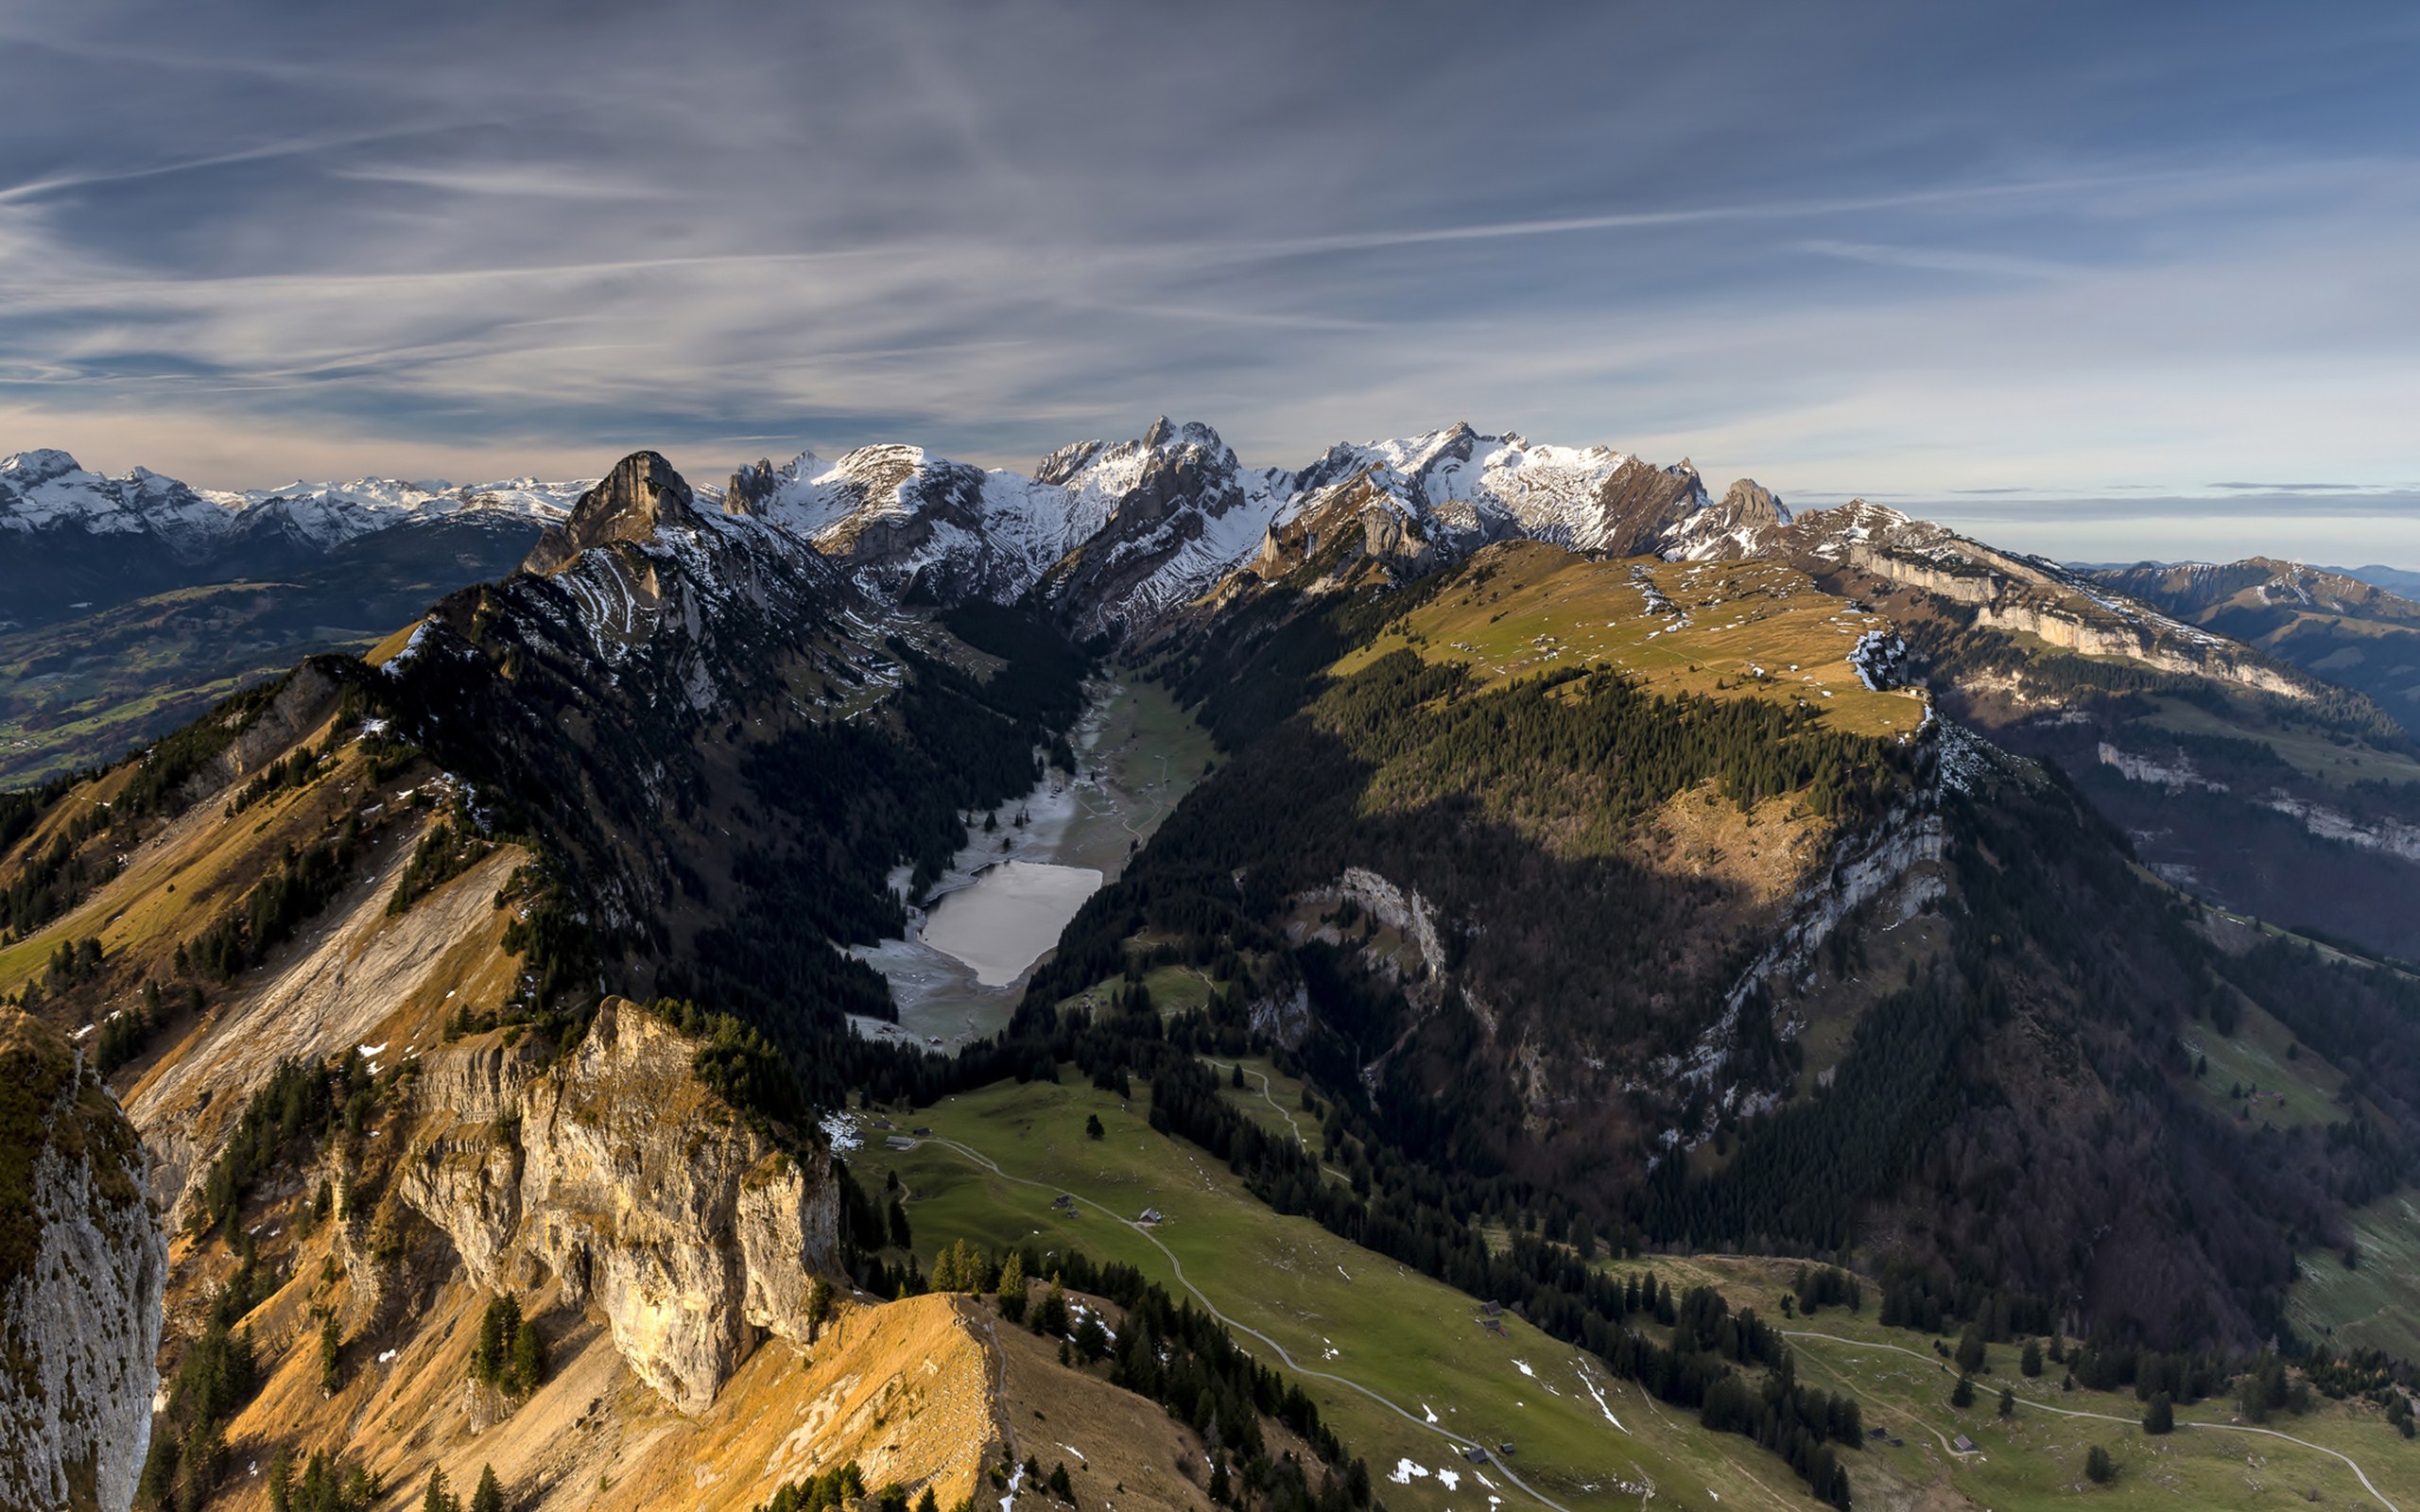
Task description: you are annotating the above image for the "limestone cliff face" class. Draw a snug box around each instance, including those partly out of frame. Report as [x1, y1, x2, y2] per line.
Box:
[0, 1009, 165, 1512]
[522, 451, 704, 576]
[396, 1000, 838, 1414]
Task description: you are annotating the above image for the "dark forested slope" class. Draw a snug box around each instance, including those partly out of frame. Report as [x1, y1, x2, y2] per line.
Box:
[991, 526, 2419, 1355]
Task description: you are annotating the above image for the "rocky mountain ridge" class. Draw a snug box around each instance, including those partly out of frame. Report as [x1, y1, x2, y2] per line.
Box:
[6, 425, 2420, 1509]
[2085, 556, 2420, 737]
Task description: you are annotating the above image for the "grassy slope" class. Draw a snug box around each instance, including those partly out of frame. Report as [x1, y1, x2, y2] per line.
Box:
[0, 720, 372, 999]
[883, 1073, 1830, 1512]
[1330, 543, 1928, 742]
[2135, 694, 2420, 794]
[2288, 1189, 2420, 1366]
[883, 1071, 2420, 1512]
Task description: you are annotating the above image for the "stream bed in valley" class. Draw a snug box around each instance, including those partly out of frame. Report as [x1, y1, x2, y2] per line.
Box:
[850, 674, 1216, 1048]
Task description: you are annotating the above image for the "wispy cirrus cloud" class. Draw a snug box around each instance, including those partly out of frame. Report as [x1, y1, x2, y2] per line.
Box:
[0, 0, 2414, 566]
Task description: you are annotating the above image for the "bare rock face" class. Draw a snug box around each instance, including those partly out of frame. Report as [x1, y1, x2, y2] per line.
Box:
[397, 1000, 838, 1414]
[0, 1009, 165, 1512]
[1584, 455, 1708, 557]
[523, 451, 702, 575]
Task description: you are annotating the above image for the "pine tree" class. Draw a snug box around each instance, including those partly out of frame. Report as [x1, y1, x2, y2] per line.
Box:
[808, 1276, 836, 1343]
[470, 1464, 506, 1512]
[1998, 1385, 2016, 1418]
[319, 1314, 343, 1394]
[2085, 1444, 2116, 1483]
[508, 1316, 545, 1396]
[2144, 1391, 2174, 1435]
[1951, 1374, 1976, 1409]
[423, 1466, 461, 1512]
[1954, 1327, 1987, 1375]
[995, 1249, 1027, 1323]
[267, 1445, 294, 1512]
[1085, 1113, 1105, 1141]
[2020, 1337, 2044, 1377]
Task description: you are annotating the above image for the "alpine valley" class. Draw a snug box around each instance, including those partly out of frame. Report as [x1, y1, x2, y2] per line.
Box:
[4, 421, 2418, 1512]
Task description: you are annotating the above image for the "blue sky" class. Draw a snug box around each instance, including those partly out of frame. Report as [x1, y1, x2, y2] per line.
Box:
[3, 0, 2416, 564]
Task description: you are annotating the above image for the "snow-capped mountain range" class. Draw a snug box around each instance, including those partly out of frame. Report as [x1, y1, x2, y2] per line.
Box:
[6, 419, 1796, 638]
[717, 418, 1792, 636]
[0, 447, 586, 558]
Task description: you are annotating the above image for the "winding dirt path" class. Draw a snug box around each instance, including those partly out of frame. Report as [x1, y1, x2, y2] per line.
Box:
[1785, 1329, 2404, 1512]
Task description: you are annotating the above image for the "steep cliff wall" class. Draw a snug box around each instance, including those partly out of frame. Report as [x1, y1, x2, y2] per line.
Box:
[397, 999, 839, 1414]
[0, 1009, 165, 1512]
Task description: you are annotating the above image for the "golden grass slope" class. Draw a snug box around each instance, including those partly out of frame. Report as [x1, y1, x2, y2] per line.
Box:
[1332, 541, 1928, 740]
[213, 1251, 1227, 1512]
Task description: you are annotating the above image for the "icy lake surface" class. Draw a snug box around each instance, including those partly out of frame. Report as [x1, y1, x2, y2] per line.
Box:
[851, 676, 1217, 1047]
[916, 860, 1104, 987]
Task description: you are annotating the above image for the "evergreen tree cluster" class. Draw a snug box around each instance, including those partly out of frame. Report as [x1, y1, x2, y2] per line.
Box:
[1017, 1247, 1367, 1494]
[266, 1446, 381, 1512]
[138, 1252, 274, 1511]
[94, 978, 192, 1075]
[191, 1052, 374, 1238]
[226, 742, 327, 818]
[752, 1461, 868, 1512]
[388, 803, 495, 916]
[1, 816, 111, 941]
[189, 817, 362, 982]
[414, 1465, 508, 1512]
[467, 1294, 547, 1398]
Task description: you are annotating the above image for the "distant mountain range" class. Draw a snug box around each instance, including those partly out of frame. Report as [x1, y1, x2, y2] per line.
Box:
[0, 447, 586, 633]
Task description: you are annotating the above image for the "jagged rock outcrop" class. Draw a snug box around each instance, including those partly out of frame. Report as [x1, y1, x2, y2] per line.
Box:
[523, 452, 704, 575]
[1582, 455, 1712, 556]
[1033, 419, 1294, 638]
[0, 1010, 165, 1512]
[1667, 477, 1789, 560]
[1809, 507, 2317, 698]
[396, 1000, 838, 1414]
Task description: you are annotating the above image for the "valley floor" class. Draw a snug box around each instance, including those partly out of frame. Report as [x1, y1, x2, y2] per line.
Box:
[871, 1067, 2420, 1512]
[855, 674, 1218, 1046]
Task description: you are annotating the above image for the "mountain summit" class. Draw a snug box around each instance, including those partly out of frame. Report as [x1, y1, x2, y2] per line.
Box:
[523, 450, 704, 575]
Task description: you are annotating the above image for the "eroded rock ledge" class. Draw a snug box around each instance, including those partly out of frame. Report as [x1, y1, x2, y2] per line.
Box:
[397, 998, 838, 1414]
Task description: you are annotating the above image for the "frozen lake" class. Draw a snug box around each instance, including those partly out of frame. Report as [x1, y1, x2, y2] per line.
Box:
[852, 674, 1217, 1050]
[917, 859, 1104, 986]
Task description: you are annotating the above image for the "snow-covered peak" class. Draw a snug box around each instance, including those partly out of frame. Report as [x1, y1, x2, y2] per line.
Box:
[243, 474, 580, 548]
[1283, 425, 1658, 551]
[1, 449, 155, 535]
[2, 448, 83, 480]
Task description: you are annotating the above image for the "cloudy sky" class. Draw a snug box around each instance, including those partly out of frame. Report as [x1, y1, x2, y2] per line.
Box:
[3, 0, 2416, 564]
